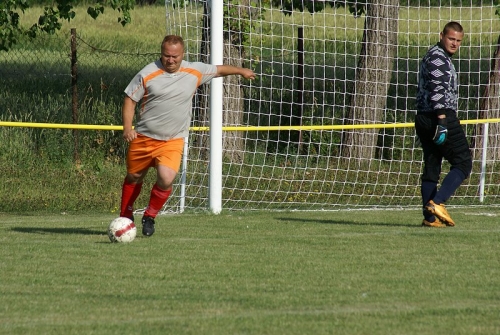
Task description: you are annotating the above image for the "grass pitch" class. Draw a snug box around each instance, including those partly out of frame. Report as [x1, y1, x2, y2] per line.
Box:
[1, 209, 499, 335]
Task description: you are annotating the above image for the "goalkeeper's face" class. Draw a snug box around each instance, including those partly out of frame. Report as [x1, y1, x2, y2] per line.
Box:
[160, 42, 185, 73]
[439, 30, 463, 56]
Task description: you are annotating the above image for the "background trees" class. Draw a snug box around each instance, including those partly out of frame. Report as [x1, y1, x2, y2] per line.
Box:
[271, 0, 398, 160]
[0, 0, 134, 51]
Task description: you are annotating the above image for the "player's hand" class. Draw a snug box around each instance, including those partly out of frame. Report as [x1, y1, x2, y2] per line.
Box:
[433, 117, 447, 145]
[241, 68, 256, 80]
[123, 128, 137, 143]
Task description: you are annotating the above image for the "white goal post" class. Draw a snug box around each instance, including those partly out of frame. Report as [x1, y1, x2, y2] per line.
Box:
[164, 1, 500, 213]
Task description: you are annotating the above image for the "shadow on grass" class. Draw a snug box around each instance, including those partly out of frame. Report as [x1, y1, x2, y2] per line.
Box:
[276, 217, 418, 228]
[11, 227, 105, 235]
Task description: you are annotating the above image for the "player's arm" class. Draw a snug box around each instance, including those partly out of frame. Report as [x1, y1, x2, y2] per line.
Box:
[122, 95, 137, 142]
[425, 55, 452, 145]
[426, 55, 451, 110]
[215, 65, 255, 80]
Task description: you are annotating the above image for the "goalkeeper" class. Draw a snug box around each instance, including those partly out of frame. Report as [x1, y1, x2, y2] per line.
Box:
[118, 35, 255, 237]
[415, 21, 472, 228]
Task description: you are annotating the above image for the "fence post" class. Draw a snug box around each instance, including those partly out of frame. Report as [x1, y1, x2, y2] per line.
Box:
[71, 28, 79, 163]
[297, 26, 304, 152]
[479, 122, 489, 203]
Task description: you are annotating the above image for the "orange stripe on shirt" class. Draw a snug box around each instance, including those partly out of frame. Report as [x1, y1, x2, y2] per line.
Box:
[179, 67, 204, 87]
[141, 69, 165, 110]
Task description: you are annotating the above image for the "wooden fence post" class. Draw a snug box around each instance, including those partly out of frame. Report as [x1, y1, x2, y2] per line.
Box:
[71, 28, 80, 163]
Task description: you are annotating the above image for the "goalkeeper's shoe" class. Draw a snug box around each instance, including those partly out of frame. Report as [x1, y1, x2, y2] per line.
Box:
[425, 200, 455, 226]
[422, 217, 447, 228]
[141, 216, 156, 236]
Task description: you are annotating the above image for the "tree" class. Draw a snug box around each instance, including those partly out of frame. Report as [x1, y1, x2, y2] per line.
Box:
[472, 10, 500, 161]
[471, 35, 500, 161]
[0, 0, 134, 52]
[194, 1, 263, 163]
[340, 1, 399, 160]
[272, 0, 399, 160]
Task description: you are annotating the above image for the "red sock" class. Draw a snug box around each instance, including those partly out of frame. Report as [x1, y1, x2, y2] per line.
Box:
[144, 184, 172, 218]
[120, 179, 143, 218]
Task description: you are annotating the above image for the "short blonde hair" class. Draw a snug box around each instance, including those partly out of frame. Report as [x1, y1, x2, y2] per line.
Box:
[161, 35, 184, 49]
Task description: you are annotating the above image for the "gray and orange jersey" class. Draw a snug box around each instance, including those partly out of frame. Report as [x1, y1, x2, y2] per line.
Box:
[125, 59, 217, 140]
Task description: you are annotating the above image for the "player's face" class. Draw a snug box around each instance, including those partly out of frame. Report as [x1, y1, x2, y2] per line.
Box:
[160, 43, 184, 73]
[439, 29, 463, 55]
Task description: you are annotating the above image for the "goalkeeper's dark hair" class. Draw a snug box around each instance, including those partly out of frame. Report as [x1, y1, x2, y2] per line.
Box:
[443, 21, 463, 35]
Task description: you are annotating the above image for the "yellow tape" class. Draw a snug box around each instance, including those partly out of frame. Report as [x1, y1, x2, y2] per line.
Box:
[1, 119, 499, 132]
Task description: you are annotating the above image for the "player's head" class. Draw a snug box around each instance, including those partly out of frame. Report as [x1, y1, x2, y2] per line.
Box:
[440, 21, 464, 56]
[160, 35, 185, 73]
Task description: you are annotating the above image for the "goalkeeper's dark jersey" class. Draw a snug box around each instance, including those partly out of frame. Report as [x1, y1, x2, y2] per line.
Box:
[416, 43, 458, 113]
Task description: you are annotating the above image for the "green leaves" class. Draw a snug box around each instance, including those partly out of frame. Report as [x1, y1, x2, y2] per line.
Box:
[0, 0, 135, 51]
[270, 0, 366, 17]
[107, 0, 134, 26]
[0, 0, 29, 51]
[87, 6, 105, 20]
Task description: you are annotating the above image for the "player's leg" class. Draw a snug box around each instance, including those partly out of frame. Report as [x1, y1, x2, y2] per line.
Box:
[142, 138, 184, 236]
[434, 115, 472, 204]
[119, 135, 154, 221]
[420, 149, 445, 227]
[120, 171, 148, 221]
[143, 165, 176, 219]
[426, 113, 472, 226]
[415, 113, 445, 227]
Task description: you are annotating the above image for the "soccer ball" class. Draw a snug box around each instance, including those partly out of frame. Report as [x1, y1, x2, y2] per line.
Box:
[107, 217, 136, 243]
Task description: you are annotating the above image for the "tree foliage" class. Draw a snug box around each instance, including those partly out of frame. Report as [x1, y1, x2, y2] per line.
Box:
[271, 0, 366, 17]
[0, 0, 134, 51]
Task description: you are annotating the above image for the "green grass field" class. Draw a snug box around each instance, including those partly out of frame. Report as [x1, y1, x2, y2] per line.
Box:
[1, 6, 500, 333]
[1, 210, 499, 335]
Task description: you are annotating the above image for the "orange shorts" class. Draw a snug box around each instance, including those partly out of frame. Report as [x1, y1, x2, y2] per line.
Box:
[126, 135, 184, 174]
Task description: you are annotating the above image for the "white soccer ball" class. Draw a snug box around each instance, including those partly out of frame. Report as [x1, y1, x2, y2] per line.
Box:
[107, 217, 136, 243]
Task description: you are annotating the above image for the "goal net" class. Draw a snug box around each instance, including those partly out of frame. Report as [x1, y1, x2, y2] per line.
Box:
[162, 1, 500, 212]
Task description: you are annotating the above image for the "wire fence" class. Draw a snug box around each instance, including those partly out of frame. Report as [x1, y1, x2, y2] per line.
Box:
[0, 29, 161, 162]
[1, 29, 155, 118]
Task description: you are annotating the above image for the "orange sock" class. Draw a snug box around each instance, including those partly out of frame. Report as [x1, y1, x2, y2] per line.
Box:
[144, 184, 172, 218]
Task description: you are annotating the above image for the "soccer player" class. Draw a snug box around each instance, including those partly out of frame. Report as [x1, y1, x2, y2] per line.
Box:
[415, 21, 472, 227]
[119, 35, 255, 236]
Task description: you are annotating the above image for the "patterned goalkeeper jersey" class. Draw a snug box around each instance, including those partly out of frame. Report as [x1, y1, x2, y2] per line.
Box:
[416, 43, 458, 113]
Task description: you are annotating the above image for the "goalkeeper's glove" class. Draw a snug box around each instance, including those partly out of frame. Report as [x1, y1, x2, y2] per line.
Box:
[433, 115, 447, 145]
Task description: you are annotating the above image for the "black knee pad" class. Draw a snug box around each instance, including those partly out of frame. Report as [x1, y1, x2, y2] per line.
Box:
[422, 164, 441, 183]
[455, 159, 472, 179]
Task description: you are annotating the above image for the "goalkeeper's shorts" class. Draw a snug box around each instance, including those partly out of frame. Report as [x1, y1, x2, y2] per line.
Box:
[415, 111, 472, 182]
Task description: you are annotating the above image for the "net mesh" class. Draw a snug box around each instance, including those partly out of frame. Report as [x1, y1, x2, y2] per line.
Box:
[161, 2, 500, 211]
